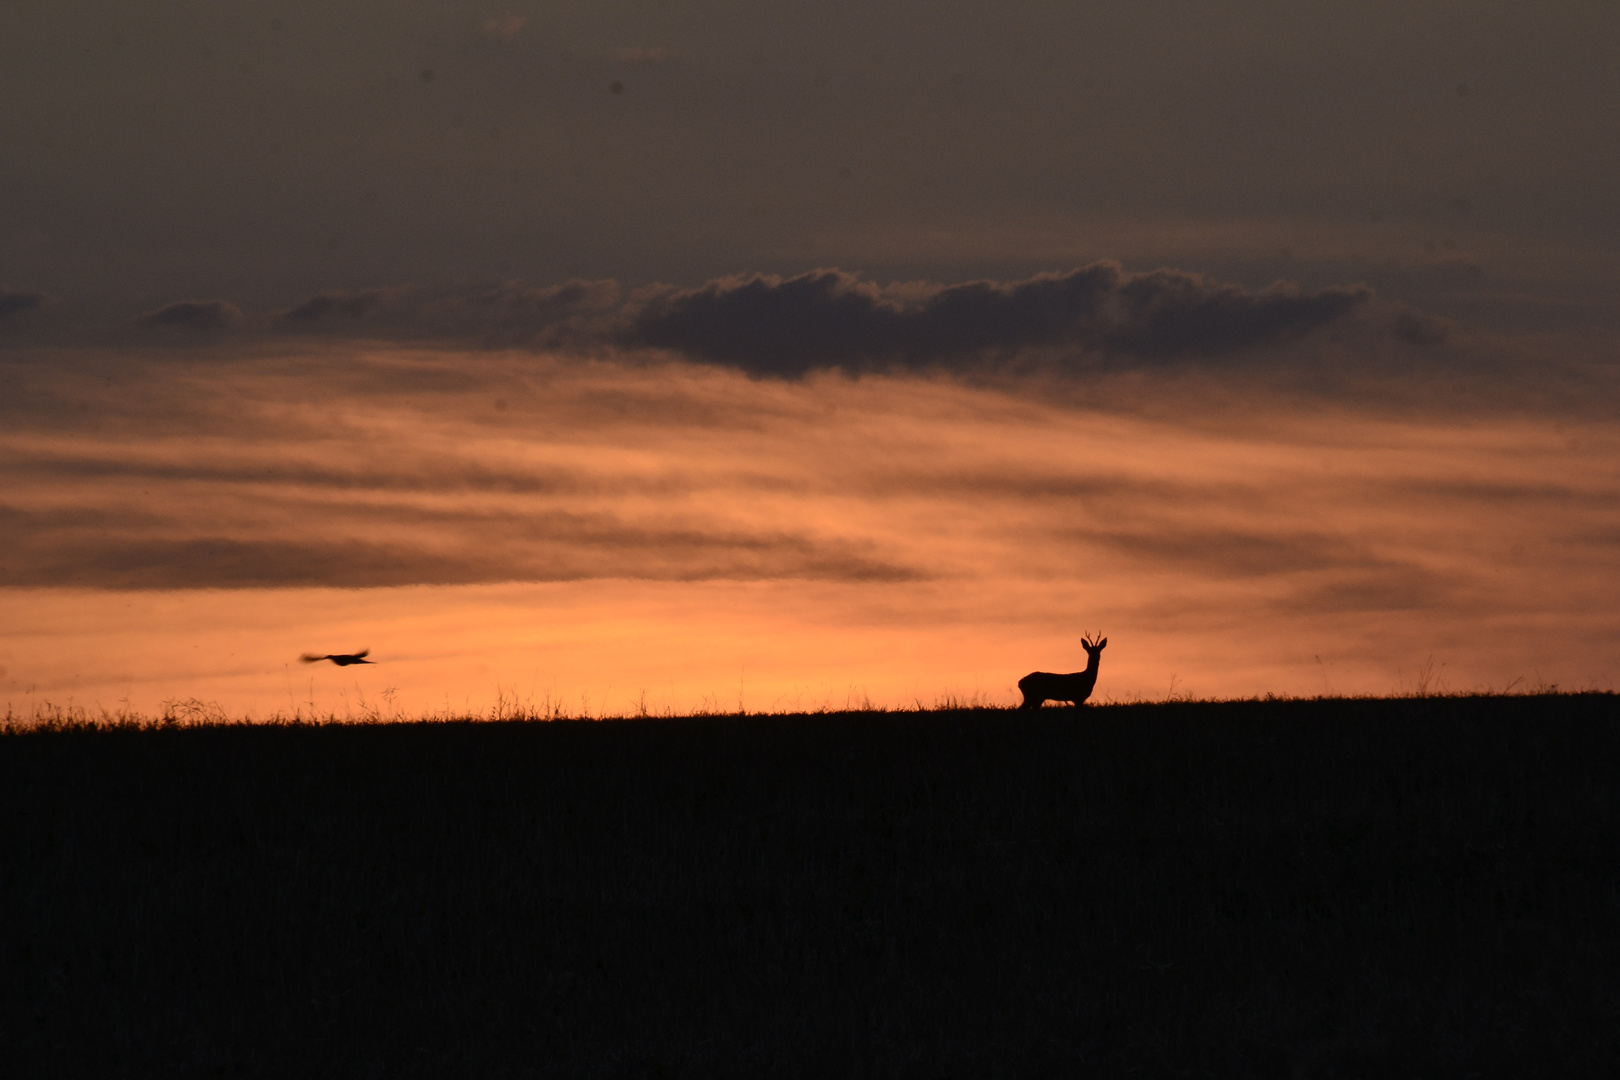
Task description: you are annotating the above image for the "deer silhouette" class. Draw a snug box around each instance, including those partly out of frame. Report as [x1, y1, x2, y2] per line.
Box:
[1018, 636, 1106, 709]
[300, 650, 373, 667]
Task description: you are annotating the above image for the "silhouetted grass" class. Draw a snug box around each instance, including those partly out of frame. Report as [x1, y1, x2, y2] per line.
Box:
[4, 694, 1617, 1077]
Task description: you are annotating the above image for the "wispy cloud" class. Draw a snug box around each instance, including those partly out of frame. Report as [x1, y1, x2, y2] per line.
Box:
[15, 264, 1597, 412]
[274, 281, 624, 349]
[136, 299, 244, 331]
[0, 286, 50, 320]
[0, 496, 923, 589]
[65, 264, 1440, 382]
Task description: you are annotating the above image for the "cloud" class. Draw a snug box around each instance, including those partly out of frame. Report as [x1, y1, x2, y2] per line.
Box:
[282, 290, 387, 322]
[275, 281, 623, 348]
[0, 516, 923, 590]
[22, 261, 1486, 395]
[1083, 527, 1379, 579]
[1280, 565, 1459, 614]
[0, 535, 499, 590]
[627, 263, 1373, 376]
[1106, 268, 1369, 356]
[30, 263, 1533, 407]
[136, 299, 244, 331]
[264, 264, 1387, 376]
[1391, 306, 1453, 347]
[0, 286, 50, 320]
[1, 444, 726, 500]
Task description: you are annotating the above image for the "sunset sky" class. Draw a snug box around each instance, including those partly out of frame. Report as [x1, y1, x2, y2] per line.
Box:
[4, 1, 1618, 716]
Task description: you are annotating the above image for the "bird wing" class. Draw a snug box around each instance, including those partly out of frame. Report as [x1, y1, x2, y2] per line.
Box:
[354, 649, 370, 659]
[299, 654, 327, 663]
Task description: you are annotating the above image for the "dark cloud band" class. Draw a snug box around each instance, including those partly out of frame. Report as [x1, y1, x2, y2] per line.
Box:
[0, 502, 923, 590]
[262, 263, 1381, 375]
[628, 264, 1372, 375]
[14, 264, 1431, 376]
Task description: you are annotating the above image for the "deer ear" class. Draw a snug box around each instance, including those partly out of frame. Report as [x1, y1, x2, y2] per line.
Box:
[1098, 637, 1107, 649]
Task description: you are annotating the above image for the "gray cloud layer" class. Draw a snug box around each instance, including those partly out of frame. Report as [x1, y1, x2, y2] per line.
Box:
[116, 262, 1425, 377]
[6, 1, 1618, 336]
[629, 265, 1375, 375]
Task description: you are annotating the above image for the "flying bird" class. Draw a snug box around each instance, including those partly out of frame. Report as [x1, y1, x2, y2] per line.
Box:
[300, 650, 374, 666]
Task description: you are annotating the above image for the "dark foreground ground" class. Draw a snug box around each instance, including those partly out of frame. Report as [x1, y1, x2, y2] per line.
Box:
[3, 695, 1618, 1078]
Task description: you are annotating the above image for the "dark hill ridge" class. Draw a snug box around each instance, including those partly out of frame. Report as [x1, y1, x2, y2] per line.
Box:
[4, 695, 1617, 1077]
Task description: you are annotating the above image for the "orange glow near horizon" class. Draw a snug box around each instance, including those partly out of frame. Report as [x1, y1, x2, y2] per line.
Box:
[3, 346, 1618, 718]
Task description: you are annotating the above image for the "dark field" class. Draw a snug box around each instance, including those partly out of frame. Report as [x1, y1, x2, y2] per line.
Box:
[4, 695, 1618, 1078]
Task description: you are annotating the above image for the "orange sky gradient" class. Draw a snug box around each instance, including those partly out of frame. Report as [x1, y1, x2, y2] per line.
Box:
[5, 344, 1615, 719]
